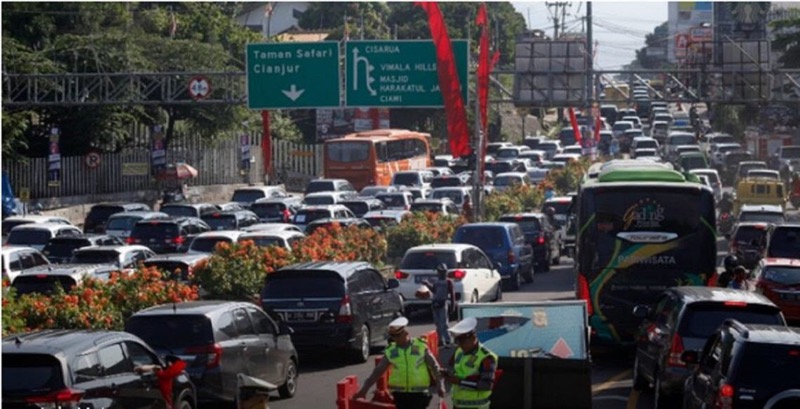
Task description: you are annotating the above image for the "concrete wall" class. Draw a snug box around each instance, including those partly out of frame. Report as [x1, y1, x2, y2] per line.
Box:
[30, 183, 269, 227]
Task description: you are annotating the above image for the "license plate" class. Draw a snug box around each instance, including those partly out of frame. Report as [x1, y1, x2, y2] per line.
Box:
[284, 311, 317, 322]
[780, 293, 800, 302]
[415, 275, 436, 283]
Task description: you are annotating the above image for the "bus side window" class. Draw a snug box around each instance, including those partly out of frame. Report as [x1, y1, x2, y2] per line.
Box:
[377, 142, 388, 163]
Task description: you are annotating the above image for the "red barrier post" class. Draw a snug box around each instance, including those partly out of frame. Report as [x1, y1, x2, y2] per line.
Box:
[372, 356, 394, 404]
[337, 375, 359, 409]
[424, 330, 439, 361]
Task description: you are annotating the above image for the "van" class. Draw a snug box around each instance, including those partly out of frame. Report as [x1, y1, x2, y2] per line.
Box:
[734, 179, 787, 214]
[664, 132, 696, 161]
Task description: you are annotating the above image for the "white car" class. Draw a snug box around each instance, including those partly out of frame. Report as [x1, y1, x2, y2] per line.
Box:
[6, 223, 83, 251]
[394, 244, 502, 315]
[689, 169, 722, 201]
[1, 246, 50, 282]
[2, 215, 73, 238]
[241, 223, 303, 233]
[104, 211, 170, 240]
[187, 231, 245, 254]
[70, 245, 156, 271]
[301, 191, 352, 206]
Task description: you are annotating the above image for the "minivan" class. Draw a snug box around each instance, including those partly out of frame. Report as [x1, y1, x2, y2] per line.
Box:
[83, 203, 151, 234]
[453, 222, 534, 290]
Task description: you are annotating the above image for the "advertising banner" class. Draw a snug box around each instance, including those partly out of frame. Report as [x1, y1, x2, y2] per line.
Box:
[241, 134, 251, 170]
[150, 125, 167, 176]
[47, 128, 61, 187]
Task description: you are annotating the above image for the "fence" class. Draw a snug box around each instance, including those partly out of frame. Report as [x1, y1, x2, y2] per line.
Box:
[4, 131, 324, 200]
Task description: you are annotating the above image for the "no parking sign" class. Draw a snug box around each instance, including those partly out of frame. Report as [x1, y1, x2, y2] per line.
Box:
[84, 151, 101, 169]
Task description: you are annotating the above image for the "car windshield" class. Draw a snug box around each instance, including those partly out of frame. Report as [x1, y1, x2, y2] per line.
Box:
[360, 187, 387, 196]
[679, 304, 783, 339]
[762, 266, 800, 285]
[455, 227, 506, 250]
[376, 194, 407, 207]
[2, 354, 64, 394]
[343, 202, 370, 217]
[7, 230, 51, 246]
[304, 196, 335, 206]
[106, 216, 142, 231]
[499, 217, 542, 233]
[496, 149, 519, 159]
[399, 251, 458, 270]
[613, 123, 632, 131]
[431, 178, 462, 188]
[670, 135, 695, 145]
[160, 206, 196, 218]
[735, 343, 800, 390]
[544, 200, 571, 216]
[636, 140, 658, 149]
[732, 227, 767, 246]
[767, 228, 800, 258]
[739, 164, 767, 177]
[190, 237, 232, 253]
[748, 171, 776, 179]
[494, 176, 522, 187]
[487, 162, 515, 174]
[781, 147, 800, 158]
[125, 315, 214, 349]
[132, 223, 178, 239]
[72, 250, 119, 264]
[232, 190, 265, 203]
[251, 203, 285, 219]
[12, 275, 77, 296]
[411, 203, 444, 213]
[393, 173, 420, 186]
[43, 239, 91, 260]
[262, 272, 345, 299]
[738, 212, 785, 224]
[294, 210, 332, 225]
[203, 215, 237, 231]
[86, 206, 124, 224]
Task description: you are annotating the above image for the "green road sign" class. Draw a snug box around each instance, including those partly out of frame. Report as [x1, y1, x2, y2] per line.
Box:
[345, 40, 469, 108]
[246, 42, 340, 109]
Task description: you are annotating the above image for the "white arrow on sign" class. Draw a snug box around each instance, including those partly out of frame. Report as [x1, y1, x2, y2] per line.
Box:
[281, 84, 305, 101]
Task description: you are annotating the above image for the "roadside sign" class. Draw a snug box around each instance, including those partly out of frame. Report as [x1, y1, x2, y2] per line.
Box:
[19, 187, 30, 202]
[84, 151, 101, 169]
[188, 76, 211, 100]
[345, 40, 469, 108]
[246, 42, 340, 109]
[675, 33, 689, 59]
[122, 163, 149, 176]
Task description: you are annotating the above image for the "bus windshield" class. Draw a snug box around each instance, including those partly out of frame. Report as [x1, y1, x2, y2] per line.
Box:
[577, 184, 716, 345]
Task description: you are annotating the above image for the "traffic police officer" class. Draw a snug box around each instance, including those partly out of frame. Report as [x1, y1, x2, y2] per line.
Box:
[354, 317, 445, 409]
[442, 317, 498, 409]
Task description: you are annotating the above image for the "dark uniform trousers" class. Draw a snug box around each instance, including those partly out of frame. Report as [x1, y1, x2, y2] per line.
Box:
[392, 392, 432, 409]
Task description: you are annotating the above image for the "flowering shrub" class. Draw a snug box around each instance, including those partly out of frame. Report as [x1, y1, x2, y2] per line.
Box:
[193, 240, 295, 301]
[2, 267, 199, 336]
[294, 223, 387, 265]
[384, 212, 467, 260]
[484, 184, 543, 221]
[543, 158, 593, 195]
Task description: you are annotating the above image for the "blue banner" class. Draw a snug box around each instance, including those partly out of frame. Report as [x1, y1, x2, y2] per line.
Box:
[460, 301, 589, 360]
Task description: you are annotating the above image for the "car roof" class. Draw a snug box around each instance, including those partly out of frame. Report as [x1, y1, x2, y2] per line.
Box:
[195, 230, 243, 240]
[495, 172, 528, 178]
[108, 211, 168, 218]
[144, 253, 210, 263]
[240, 230, 304, 239]
[305, 191, 348, 197]
[761, 258, 800, 267]
[499, 212, 545, 219]
[3, 215, 69, 223]
[1, 245, 40, 255]
[407, 243, 478, 252]
[241, 223, 302, 232]
[9, 223, 78, 232]
[668, 286, 778, 307]
[731, 323, 800, 344]
[740, 204, 783, 212]
[276, 261, 374, 279]
[298, 205, 349, 211]
[3, 330, 142, 357]
[132, 300, 256, 317]
[253, 196, 301, 204]
[75, 245, 149, 253]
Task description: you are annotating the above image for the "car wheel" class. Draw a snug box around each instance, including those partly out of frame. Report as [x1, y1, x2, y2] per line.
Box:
[632, 356, 647, 391]
[278, 359, 298, 399]
[511, 271, 522, 291]
[493, 283, 503, 302]
[175, 398, 193, 409]
[352, 325, 371, 363]
[524, 263, 534, 283]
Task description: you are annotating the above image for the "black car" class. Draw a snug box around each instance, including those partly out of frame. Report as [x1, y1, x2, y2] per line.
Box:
[2, 330, 196, 409]
[260, 262, 403, 363]
[250, 197, 303, 223]
[683, 320, 800, 409]
[727, 222, 769, 269]
[201, 210, 260, 231]
[42, 234, 124, 263]
[498, 213, 560, 273]
[129, 217, 211, 254]
[340, 198, 385, 218]
[160, 203, 220, 219]
[83, 203, 151, 234]
[632, 287, 786, 408]
[126, 301, 298, 404]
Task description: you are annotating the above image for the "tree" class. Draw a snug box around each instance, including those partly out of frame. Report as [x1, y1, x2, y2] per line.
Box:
[632, 22, 669, 69]
[771, 16, 800, 68]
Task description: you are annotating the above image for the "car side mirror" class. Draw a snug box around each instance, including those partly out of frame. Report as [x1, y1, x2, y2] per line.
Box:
[386, 278, 400, 290]
[278, 321, 294, 336]
[681, 350, 699, 365]
[494, 262, 502, 271]
[632, 305, 650, 319]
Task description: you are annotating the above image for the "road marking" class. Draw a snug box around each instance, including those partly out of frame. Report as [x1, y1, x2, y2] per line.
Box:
[627, 389, 640, 409]
[592, 368, 631, 395]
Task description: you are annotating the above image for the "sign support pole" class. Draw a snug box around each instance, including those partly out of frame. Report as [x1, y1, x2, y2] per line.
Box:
[473, 85, 483, 222]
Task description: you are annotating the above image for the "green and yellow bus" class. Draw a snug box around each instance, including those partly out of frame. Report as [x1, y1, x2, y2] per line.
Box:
[575, 165, 717, 346]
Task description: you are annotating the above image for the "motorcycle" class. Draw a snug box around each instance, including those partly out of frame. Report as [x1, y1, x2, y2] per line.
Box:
[718, 211, 734, 235]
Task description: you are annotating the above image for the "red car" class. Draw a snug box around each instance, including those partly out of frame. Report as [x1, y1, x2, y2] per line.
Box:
[750, 257, 800, 323]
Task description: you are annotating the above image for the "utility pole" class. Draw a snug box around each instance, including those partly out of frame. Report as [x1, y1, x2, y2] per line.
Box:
[585, 1, 593, 108]
[547, 2, 570, 122]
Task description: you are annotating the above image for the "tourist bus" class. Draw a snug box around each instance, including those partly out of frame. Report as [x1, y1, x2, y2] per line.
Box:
[575, 164, 717, 346]
[323, 129, 432, 190]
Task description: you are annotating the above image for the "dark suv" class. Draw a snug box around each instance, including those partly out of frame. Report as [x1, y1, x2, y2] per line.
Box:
[83, 203, 150, 234]
[160, 203, 219, 219]
[201, 210, 259, 231]
[453, 222, 534, 290]
[250, 197, 303, 223]
[632, 287, 786, 408]
[129, 217, 210, 254]
[259, 262, 402, 363]
[42, 234, 123, 263]
[682, 320, 800, 409]
[2, 330, 196, 409]
[498, 213, 560, 273]
[126, 301, 298, 404]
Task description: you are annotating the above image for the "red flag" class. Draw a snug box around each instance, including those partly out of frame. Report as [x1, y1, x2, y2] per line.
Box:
[415, 2, 472, 158]
[594, 115, 602, 142]
[477, 3, 490, 135]
[568, 107, 582, 145]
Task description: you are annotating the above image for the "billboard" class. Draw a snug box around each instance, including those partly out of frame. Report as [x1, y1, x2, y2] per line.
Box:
[668, 2, 713, 62]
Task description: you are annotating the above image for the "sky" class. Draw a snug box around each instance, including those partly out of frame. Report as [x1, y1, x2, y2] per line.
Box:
[511, 1, 669, 70]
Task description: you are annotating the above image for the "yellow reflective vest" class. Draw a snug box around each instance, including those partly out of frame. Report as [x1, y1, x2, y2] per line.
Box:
[452, 345, 497, 409]
[385, 338, 431, 393]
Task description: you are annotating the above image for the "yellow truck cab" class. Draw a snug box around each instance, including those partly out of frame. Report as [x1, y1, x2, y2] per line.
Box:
[733, 177, 787, 215]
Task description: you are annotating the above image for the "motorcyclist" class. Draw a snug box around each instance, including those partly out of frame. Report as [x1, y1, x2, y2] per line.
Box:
[717, 254, 740, 288]
[718, 191, 734, 215]
[545, 206, 559, 229]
